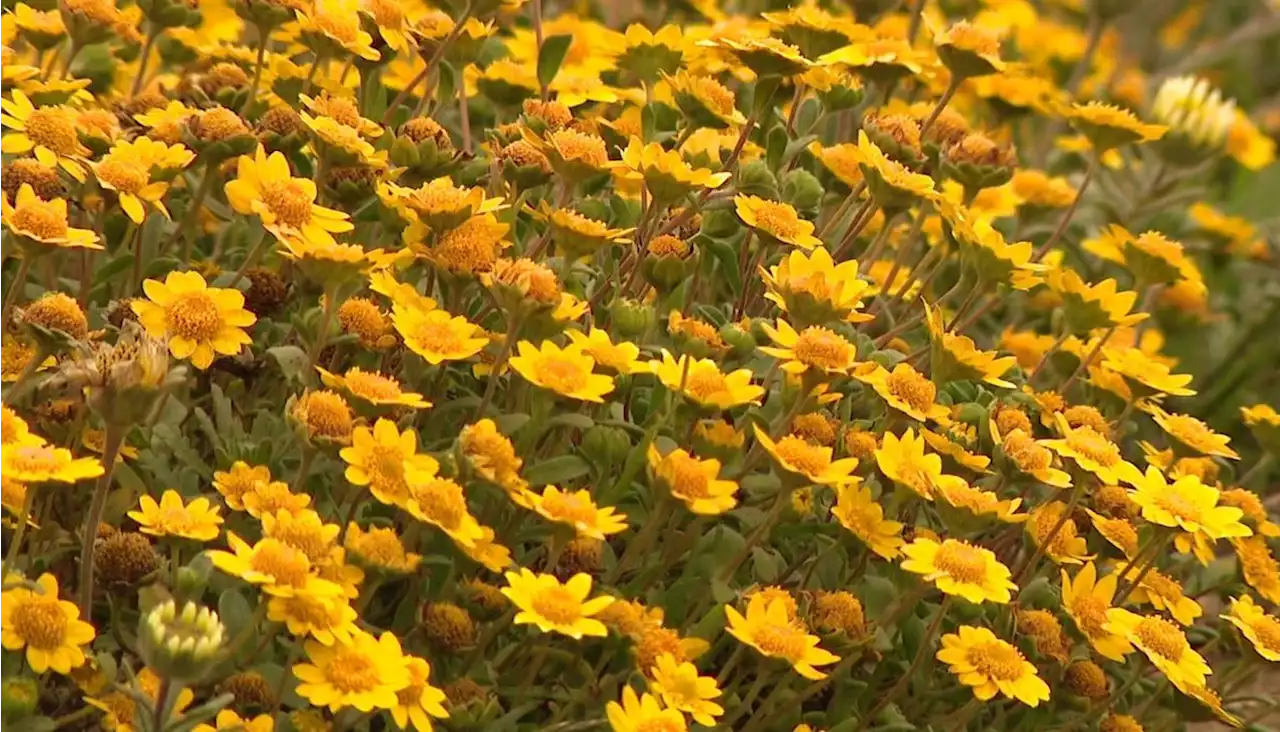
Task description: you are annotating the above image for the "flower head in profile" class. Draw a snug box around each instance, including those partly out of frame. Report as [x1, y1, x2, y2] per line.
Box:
[760, 319, 858, 377]
[874, 429, 963, 500]
[1026, 501, 1092, 566]
[1, 443, 103, 485]
[225, 147, 354, 247]
[648, 653, 723, 726]
[855, 363, 949, 422]
[923, 304, 1016, 387]
[607, 687, 687, 732]
[213, 462, 271, 512]
[509, 341, 616, 403]
[1105, 609, 1211, 691]
[344, 523, 422, 574]
[531, 486, 627, 540]
[1144, 404, 1236, 458]
[725, 595, 839, 680]
[646, 445, 739, 515]
[501, 569, 614, 639]
[761, 247, 874, 326]
[613, 138, 731, 204]
[1, 91, 90, 180]
[1100, 347, 1195, 397]
[901, 537, 1016, 604]
[1044, 269, 1147, 334]
[735, 195, 822, 250]
[937, 625, 1050, 706]
[318, 367, 432, 410]
[0, 573, 96, 674]
[1222, 595, 1280, 662]
[1068, 102, 1167, 152]
[208, 533, 342, 599]
[650, 350, 764, 411]
[700, 36, 814, 78]
[752, 424, 860, 488]
[296, 0, 381, 62]
[2, 184, 101, 250]
[392, 306, 488, 365]
[665, 70, 745, 129]
[132, 271, 255, 370]
[390, 655, 450, 731]
[832, 482, 905, 559]
[1042, 415, 1143, 486]
[1128, 466, 1249, 541]
[128, 490, 223, 542]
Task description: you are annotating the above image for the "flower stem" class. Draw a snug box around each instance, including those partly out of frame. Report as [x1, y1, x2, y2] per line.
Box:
[852, 596, 953, 732]
[131, 24, 161, 97]
[2, 483, 39, 573]
[78, 424, 126, 614]
[3, 256, 33, 325]
[228, 230, 271, 290]
[474, 313, 524, 420]
[1014, 478, 1086, 586]
[1033, 157, 1097, 261]
[240, 27, 271, 116]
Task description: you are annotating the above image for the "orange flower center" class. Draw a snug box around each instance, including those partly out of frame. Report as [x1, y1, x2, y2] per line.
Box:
[11, 199, 69, 240]
[749, 622, 808, 661]
[550, 130, 607, 167]
[268, 522, 332, 564]
[933, 541, 989, 584]
[410, 478, 468, 530]
[408, 319, 467, 355]
[319, 97, 362, 129]
[540, 491, 597, 527]
[278, 594, 335, 626]
[793, 327, 854, 370]
[7, 444, 63, 476]
[773, 435, 831, 477]
[750, 200, 804, 239]
[534, 355, 588, 394]
[1135, 616, 1188, 659]
[665, 454, 712, 499]
[324, 646, 380, 692]
[1249, 614, 1280, 654]
[97, 159, 149, 195]
[313, 10, 362, 45]
[636, 718, 683, 732]
[684, 369, 728, 401]
[27, 108, 80, 155]
[294, 391, 353, 440]
[250, 540, 311, 588]
[165, 292, 223, 342]
[1164, 414, 1216, 448]
[338, 299, 390, 346]
[366, 444, 407, 491]
[9, 595, 68, 649]
[155, 503, 202, 535]
[943, 21, 1002, 57]
[1153, 488, 1203, 525]
[1065, 427, 1121, 466]
[260, 179, 314, 229]
[1004, 432, 1051, 472]
[886, 366, 936, 414]
[349, 529, 410, 568]
[343, 370, 402, 401]
[966, 640, 1025, 681]
[687, 75, 735, 116]
[530, 586, 581, 625]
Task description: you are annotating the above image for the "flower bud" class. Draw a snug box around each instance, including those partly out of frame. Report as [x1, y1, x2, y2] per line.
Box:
[782, 169, 824, 214]
[1, 678, 39, 720]
[642, 236, 696, 292]
[391, 117, 459, 182]
[1151, 76, 1235, 165]
[720, 319, 758, 358]
[581, 424, 632, 470]
[139, 599, 226, 682]
[941, 132, 1016, 197]
[735, 160, 779, 199]
[609, 298, 655, 338]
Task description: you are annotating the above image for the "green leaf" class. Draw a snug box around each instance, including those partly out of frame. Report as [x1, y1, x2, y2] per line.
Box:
[547, 413, 594, 430]
[701, 236, 742, 296]
[766, 125, 789, 171]
[267, 346, 310, 382]
[525, 455, 591, 486]
[537, 34, 574, 89]
[752, 546, 781, 582]
[218, 589, 253, 640]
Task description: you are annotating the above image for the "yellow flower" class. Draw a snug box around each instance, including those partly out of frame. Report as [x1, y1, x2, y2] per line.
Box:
[317, 367, 432, 410]
[1042, 415, 1143, 486]
[458, 525, 513, 573]
[460, 419, 524, 488]
[874, 428, 963, 500]
[923, 303, 1016, 387]
[1026, 501, 1092, 565]
[648, 653, 724, 726]
[1084, 225, 1196, 287]
[760, 246, 874, 326]
[1060, 564, 1131, 664]
[391, 655, 450, 731]
[0, 91, 89, 180]
[393, 305, 488, 366]
[209, 532, 342, 598]
[665, 70, 745, 129]
[225, 147, 354, 247]
[384, 178, 505, 239]
[531, 202, 634, 259]
[509, 341, 616, 403]
[607, 687, 687, 732]
[1, 406, 41, 448]
[501, 569, 615, 639]
[1222, 595, 1280, 662]
[725, 595, 839, 680]
[127, 490, 223, 542]
[294, 631, 412, 713]
[857, 130, 937, 205]
[531, 485, 627, 540]
[937, 625, 1050, 706]
[91, 137, 193, 223]
[855, 363, 949, 422]
[613, 137, 731, 203]
[819, 34, 927, 82]
[344, 523, 422, 574]
[1086, 509, 1140, 558]
[650, 350, 764, 410]
[522, 127, 611, 182]
[700, 36, 814, 77]
[1144, 404, 1237, 458]
[213, 462, 271, 512]
[1, 184, 101, 250]
[1044, 269, 1147, 333]
[0, 573, 95, 674]
[193, 710, 274, 732]
[934, 20, 1005, 77]
[1227, 109, 1276, 171]
[1105, 609, 1210, 691]
[832, 482, 905, 559]
[242, 480, 312, 519]
[404, 473, 486, 549]
[935, 480, 1026, 524]
[646, 445, 739, 515]
[1128, 466, 1250, 540]
[901, 537, 1016, 604]
[1, 443, 103, 484]
[132, 270, 256, 370]
[759, 319, 858, 376]
[261, 508, 340, 565]
[296, 0, 381, 61]
[301, 93, 382, 139]
[1123, 564, 1202, 626]
[735, 195, 822, 250]
[565, 329, 643, 375]
[1067, 102, 1168, 151]
[340, 419, 440, 507]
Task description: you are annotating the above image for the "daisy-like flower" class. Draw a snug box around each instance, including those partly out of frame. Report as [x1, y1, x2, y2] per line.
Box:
[317, 366, 432, 410]
[268, 593, 358, 646]
[646, 445, 739, 515]
[855, 363, 949, 423]
[132, 271, 256, 370]
[296, 0, 380, 61]
[344, 523, 422, 574]
[0, 91, 89, 180]
[1128, 466, 1249, 540]
[923, 304, 1016, 387]
[1222, 595, 1280, 662]
[501, 569, 614, 639]
[459, 525, 513, 573]
[522, 127, 611, 183]
[935, 481, 1026, 523]
[225, 147, 354, 248]
[1, 184, 101, 250]
[735, 195, 822, 250]
[725, 595, 839, 680]
[294, 631, 410, 713]
[937, 625, 1050, 706]
[1026, 501, 1092, 565]
[648, 653, 724, 726]
[1, 407, 41, 448]
[1068, 101, 1167, 151]
[1044, 269, 1147, 333]
[699, 36, 813, 78]
[0, 573, 96, 674]
[1234, 536, 1280, 604]
[901, 537, 1017, 604]
[991, 422, 1072, 488]
[1124, 565, 1202, 626]
[213, 462, 271, 512]
[509, 341, 616, 403]
[393, 305, 488, 365]
[857, 130, 937, 207]
[607, 687, 687, 732]
[665, 70, 745, 129]
[934, 20, 1005, 78]
[208, 533, 342, 598]
[192, 710, 274, 732]
[759, 319, 858, 377]
[874, 429, 963, 500]
[565, 329, 643, 375]
[832, 482, 905, 559]
[91, 137, 194, 223]
[385, 178, 505, 240]
[340, 419, 440, 507]
[650, 350, 764, 410]
[1061, 563, 1132, 661]
[460, 419, 524, 487]
[1105, 609, 1211, 691]
[242, 480, 312, 519]
[127, 490, 223, 542]
[1042, 415, 1143, 486]
[1100, 347, 1195, 397]
[1086, 509, 1140, 558]
[613, 138, 731, 204]
[760, 246, 873, 326]
[1084, 225, 1196, 288]
[404, 473, 485, 549]
[390, 655, 450, 731]
[531, 202, 634, 260]
[752, 424, 860, 488]
[1, 443, 103, 485]
[531, 485, 627, 540]
[1144, 404, 1237, 458]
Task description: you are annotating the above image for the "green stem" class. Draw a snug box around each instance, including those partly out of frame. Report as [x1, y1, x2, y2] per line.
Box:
[78, 424, 126, 615]
[3, 256, 33, 325]
[2, 483, 39, 572]
[474, 313, 524, 420]
[131, 25, 160, 97]
[1033, 158, 1097, 261]
[227, 230, 270, 290]
[306, 285, 341, 372]
[853, 597, 952, 732]
[240, 28, 271, 116]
